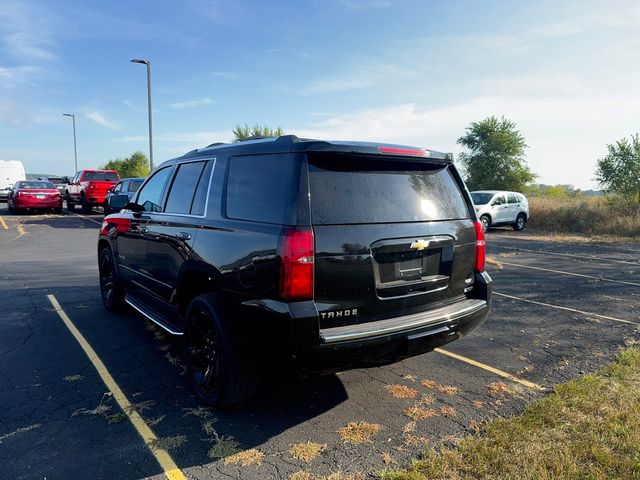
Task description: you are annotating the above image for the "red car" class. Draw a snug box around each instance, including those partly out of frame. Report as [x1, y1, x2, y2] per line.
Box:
[7, 180, 63, 214]
[65, 169, 120, 213]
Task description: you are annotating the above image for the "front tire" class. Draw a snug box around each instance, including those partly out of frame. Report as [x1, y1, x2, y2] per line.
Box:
[66, 194, 75, 211]
[480, 215, 491, 233]
[183, 294, 257, 407]
[99, 247, 125, 311]
[512, 213, 526, 231]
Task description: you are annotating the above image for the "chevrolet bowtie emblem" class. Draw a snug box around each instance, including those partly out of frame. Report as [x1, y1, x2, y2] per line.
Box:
[410, 239, 429, 250]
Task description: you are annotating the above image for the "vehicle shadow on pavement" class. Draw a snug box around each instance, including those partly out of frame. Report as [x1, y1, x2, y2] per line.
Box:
[0, 285, 348, 478]
[2, 213, 101, 229]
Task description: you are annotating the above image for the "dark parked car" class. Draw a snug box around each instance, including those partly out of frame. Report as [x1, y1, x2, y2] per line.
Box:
[104, 177, 144, 214]
[99, 136, 492, 406]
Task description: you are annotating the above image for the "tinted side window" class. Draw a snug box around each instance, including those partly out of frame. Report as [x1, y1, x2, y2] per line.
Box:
[190, 161, 213, 216]
[493, 194, 506, 205]
[226, 155, 292, 224]
[165, 161, 206, 214]
[113, 182, 123, 192]
[508, 193, 519, 204]
[136, 167, 171, 212]
[129, 179, 143, 192]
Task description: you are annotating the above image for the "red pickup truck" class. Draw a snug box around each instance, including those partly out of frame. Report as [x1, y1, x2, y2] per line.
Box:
[65, 170, 120, 213]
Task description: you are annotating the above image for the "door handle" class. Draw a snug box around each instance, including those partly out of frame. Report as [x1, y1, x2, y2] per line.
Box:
[177, 232, 192, 241]
[140, 226, 149, 234]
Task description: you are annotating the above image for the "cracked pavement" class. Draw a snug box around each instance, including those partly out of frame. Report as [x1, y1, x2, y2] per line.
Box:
[0, 208, 638, 479]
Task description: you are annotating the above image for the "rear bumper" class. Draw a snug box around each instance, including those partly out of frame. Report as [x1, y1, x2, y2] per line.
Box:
[85, 193, 108, 204]
[14, 197, 62, 208]
[236, 271, 492, 374]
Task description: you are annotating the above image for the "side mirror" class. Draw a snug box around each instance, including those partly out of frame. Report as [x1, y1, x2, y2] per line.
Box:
[108, 194, 130, 210]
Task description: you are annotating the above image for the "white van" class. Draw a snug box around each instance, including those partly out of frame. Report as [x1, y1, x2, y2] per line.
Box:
[0, 160, 27, 201]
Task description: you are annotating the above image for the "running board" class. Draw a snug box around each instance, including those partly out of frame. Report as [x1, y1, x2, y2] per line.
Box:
[125, 294, 183, 336]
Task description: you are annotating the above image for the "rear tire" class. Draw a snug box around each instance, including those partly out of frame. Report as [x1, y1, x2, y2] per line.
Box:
[512, 213, 526, 231]
[81, 195, 92, 214]
[183, 294, 257, 408]
[98, 247, 125, 311]
[54, 206, 62, 215]
[480, 215, 491, 233]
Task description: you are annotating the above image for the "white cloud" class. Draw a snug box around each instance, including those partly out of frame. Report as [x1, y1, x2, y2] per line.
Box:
[293, 89, 640, 190]
[85, 111, 121, 130]
[0, 2, 57, 61]
[168, 97, 215, 109]
[301, 64, 414, 95]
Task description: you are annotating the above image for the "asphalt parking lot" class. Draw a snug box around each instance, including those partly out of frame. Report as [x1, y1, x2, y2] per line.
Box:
[1, 207, 638, 480]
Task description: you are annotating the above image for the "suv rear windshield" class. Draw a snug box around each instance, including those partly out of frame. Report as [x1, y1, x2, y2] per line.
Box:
[83, 171, 119, 182]
[308, 155, 469, 224]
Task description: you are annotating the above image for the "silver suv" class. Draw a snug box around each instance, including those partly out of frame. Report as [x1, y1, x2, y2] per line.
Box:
[471, 190, 529, 232]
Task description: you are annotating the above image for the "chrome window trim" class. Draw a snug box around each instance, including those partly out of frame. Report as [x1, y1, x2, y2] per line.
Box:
[156, 157, 217, 219]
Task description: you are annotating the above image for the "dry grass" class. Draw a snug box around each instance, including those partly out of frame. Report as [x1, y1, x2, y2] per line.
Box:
[435, 385, 459, 396]
[487, 381, 511, 395]
[124, 399, 154, 415]
[420, 379, 438, 389]
[380, 452, 398, 465]
[289, 441, 327, 463]
[380, 348, 640, 480]
[526, 196, 640, 240]
[338, 421, 381, 444]
[290, 472, 366, 480]
[223, 448, 264, 466]
[149, 434, 187, 452]
[385, 384, 419, 399]
[403, 406, 438, 421]
[0, 423, 41, 443]
[438, 406, 457, 418]
[208, 437, 241, 459]
[64, 374, 83, 382]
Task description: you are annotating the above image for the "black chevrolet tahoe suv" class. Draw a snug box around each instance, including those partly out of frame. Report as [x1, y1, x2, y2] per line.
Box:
[99, 135, 492, 406]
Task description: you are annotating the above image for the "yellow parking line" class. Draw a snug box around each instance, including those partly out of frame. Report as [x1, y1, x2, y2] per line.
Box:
[495, 291, 639, 326]
[0, 216, 7, 230]
[489, 259, 640, 287]
[46, 294, 187, 480]
[15, 224, 26, 238]
[434, 348, 544, 391]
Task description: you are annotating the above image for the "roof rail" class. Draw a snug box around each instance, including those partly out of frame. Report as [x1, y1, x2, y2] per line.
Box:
[205, 142, 226, 148]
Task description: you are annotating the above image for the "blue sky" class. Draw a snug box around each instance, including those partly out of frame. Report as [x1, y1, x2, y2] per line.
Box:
[1, 0, 639, 188]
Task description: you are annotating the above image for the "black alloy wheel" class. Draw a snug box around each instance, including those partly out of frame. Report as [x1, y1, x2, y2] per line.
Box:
[99, 247, 124, 311]
[184, 308, 223, 403]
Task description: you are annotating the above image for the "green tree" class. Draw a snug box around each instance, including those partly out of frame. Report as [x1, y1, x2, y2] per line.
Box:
[232, 123, 285, 142]
[102, 151, 150, 178]
[457, 116, 536, 191]
[595, 134, 640, 205]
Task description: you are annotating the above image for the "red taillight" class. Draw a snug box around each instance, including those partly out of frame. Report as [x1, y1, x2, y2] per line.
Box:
[378, 146, 430, 157]
[474, 220, 486, 272]
[100, 217, 130, 235]
[279, 228, 314, 300]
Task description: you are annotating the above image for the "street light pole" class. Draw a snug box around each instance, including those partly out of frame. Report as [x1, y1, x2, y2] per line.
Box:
[62, 113, 78, 173]
[131, 58, 154, 171]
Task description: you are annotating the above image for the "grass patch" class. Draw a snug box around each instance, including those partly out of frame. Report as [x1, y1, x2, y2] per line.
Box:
[403, 406, 438, 421]
[63, 374, 83, 382]
[526, 196, 640, 240]
[380, 348, 640, 480]
[107, 413, 128, 424]
[223, 448, 264, 466]
[385, 384, 419, 399]
[149, 434, 187, 452]
[208, 436, 241, 459]
[289, 441, 327, 463]
[338, 421, 381, 444]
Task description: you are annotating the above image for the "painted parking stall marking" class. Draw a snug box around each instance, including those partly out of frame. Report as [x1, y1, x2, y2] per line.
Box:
[0, 215, 8, 230]
[491, 244, 640, 266]
[488, 258, 640, 288]
[434, 348, 544, 390]
[47, 294, 187, 480]
[494, 291, 640, 326]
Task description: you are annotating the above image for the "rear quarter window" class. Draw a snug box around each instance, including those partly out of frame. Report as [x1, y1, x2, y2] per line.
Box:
[226, 154, 293, 224]
[308, 155, 470, 224]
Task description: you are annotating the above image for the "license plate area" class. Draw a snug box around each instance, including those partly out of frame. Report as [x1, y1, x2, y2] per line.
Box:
[372, 235, 453, 299]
